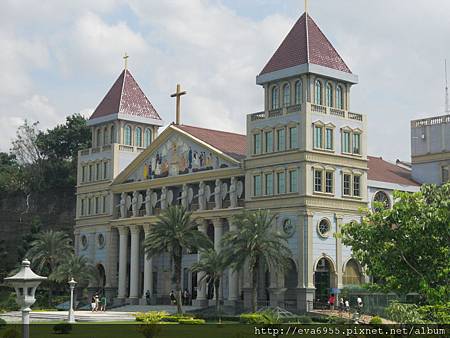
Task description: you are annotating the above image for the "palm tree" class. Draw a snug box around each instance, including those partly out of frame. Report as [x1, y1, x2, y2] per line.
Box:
[50, 253, 96, 286]
[144, 205, 212, 314]
[191, 248, 228, 315]
[26, 230, 73, 305]
[222, 209, 292, 312]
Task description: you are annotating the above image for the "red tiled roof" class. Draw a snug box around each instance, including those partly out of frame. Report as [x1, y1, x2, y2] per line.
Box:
[260, 13, 351, 75]
[175, 125, 247, 161]
[90, 69, 162, 121]
[368, 156, 420, 186]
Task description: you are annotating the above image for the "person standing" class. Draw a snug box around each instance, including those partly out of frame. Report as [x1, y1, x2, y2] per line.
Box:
[145, 290, 151, 305]
[357, 296, 363, 312]
[328, 294, 335, 310]
[94, 294, 100, 312]
[169, 290, 176, 305]
[101, 295, 107, 311]
[90, 296, 96, 312]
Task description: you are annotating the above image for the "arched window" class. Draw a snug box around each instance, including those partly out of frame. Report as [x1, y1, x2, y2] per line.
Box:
[96, 128, 102, 147]
[271, 86, 279, 109]
[315, 80, 322, 105]
[144, 128, 152, 147]
[103, 127, 108, 145]
[124, 125, 132, 145]
[110, 125, 116, 143]
[283, 83, 291, 107]
[373, 191, 391, 211]
[295, 80, 302, 105]
[135, 127, 142, 147]
[336, 85, 343, 109]
[326, 83, 333, 107]
[343, 259, 362, 285]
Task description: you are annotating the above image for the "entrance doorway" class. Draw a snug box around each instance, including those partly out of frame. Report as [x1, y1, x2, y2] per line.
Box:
[314, 258, 333, 303]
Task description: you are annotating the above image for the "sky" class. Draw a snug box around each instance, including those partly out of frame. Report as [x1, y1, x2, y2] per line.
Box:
[1, 0, 450, 161]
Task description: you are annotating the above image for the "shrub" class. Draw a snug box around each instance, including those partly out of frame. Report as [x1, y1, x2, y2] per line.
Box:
[178, 319, 206, 325]
[239, 311, 280, 324]
[138, 324, 162, 338]
[384, 301, 425, 324]
[53, 323, 73, 334]
[2, 328, 20, 338]
[369, 316, 383, 324]
[417, 303, 450, 324]
[0, 318, 6, 329]
[135, 311, 169, 323]
[295, 316, 313, 324]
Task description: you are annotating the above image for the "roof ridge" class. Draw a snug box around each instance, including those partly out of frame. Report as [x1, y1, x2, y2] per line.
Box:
[305, 12, 310, 63]
[118, 69, 127, 113]
[178, 124, 246, 137]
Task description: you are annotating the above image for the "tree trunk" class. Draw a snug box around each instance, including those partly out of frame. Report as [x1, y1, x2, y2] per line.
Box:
[174, 255, 183, 314]
[214, 280, 220, 315]
[251, 260, 259, 313]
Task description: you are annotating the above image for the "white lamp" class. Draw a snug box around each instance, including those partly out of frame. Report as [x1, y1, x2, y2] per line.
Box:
[68, 278, 77, 323]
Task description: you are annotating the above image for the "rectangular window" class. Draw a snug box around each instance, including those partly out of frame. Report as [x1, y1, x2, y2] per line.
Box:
[277, 172, 286, 194]
[353, 133, 361, 154]
[253, 133, 261, 154]
[81, 166, 86, 183]
[265, 173, 273, 195]
[81, 199, 85, 216]
[289, 127, 298, 149]
[314, 169, 323, 192]
[89, 165, 93, 181]
[277, 129, 285, 151]
[442, 166, 449, 184]
[88, 198, 92, 215]
[314, 126, 323, 148]
[102, 196, 107, 213]
[289, 170, 298, 193]
[325, 171, 334, 193]
[353, 176, 361, 197]
[96, 163, 101, 181]
[265, 131, 273, 153]
[343, 174, 351, 196]
[103, 162, 108, 179]
[343, 131, 351, 153]
[253, 175, 262, 196]
[325, 128, 333, 150]
[95, 196, 100, 214]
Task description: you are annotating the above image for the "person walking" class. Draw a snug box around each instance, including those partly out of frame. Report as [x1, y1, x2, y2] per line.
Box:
[357, 296, 363, 313]
[339, 298, 345, 312]
[90, 295, 96, 312]
[100, 295, 107, 311]
[169, 290, 176, 305]
[328, 294, 335, 310]
[94, 294, 100, 312]
[145, 290, 151, 305]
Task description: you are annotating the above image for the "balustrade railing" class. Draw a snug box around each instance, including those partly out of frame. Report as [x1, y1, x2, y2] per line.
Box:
[412, 114, 450, 127]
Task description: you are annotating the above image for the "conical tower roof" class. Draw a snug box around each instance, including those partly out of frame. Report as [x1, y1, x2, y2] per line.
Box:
[88, 69, 163, 126]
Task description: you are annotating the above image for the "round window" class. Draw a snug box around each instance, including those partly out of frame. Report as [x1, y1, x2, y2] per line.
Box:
[97, 233, 105, 249]
[317, 219, 331, 238]
[80, 235, 88, 250]
[282, 219, 295, 237]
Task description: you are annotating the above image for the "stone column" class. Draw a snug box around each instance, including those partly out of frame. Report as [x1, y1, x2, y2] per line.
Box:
[335, 214, 343, 290]
[213, 218, 224, 301]
[226, 220, 239, 305]
[141, 224, 153, 305]
[117, 227, 129, 299]
[104, 227, 118, 301]
[88, 232, 96, 263]
[194, 220, 208, 307]
[296, 211, 315, 313]
[74, 231, 80, 255]
[129, 225, 140, 303]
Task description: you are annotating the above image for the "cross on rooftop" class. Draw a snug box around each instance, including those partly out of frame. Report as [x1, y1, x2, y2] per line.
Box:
[123, 53, 129, 69]
[170, 84, 187, 125]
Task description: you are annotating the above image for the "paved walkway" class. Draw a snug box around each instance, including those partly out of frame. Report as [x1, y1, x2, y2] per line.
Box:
[0, 305, 201, 323]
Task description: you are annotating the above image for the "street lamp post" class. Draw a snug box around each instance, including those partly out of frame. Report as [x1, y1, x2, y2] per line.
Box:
[5, 259, 47, 338]
[68, 278, 77, 323]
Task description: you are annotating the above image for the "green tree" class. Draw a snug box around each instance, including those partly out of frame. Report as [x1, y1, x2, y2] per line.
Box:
[340, 184, 450, 305]
[26, 230, 73, 305]
[222, 209, 292, 312]
[0, 153, 24, 193]
[191, 248, 228, 315]
[50, 253, 95, 286]
[144, 206, 212, 314]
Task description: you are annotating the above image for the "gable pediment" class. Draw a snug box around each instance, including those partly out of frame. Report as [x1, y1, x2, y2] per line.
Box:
[114, 125, 239, 185]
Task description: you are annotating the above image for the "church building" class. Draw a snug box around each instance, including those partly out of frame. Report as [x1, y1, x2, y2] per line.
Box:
[74, 11, 420, 312]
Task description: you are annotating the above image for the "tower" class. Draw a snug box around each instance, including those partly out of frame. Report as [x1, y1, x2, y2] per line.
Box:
[75, 65, 163, 298]
[245, 11, 368, 311]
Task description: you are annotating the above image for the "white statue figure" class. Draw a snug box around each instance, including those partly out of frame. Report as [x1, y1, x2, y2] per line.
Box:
[181, 184, 188, 209]
[145, 188, 152, 216]
[161, 187, 167, 210]
[198, 181, 206, 211]
[214, 179, 222, 209]
[230, 177, 238, 208]
[132, 191, 139, 217]
[119, 192, 126, 218]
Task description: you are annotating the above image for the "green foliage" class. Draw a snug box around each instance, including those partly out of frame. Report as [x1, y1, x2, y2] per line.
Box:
[369, 316, 383, 324]
[144, 206, 212, 314]
[222, 209, 291, 312]
[2, 328, 20, 338]
[295, 315, 313, 324]
[0, 318, 6, 328]
[138, 324, 162, 338]
[0, 153, 24, 193]
[177, 318, 206, 324]
[135, 311, 170, 323]
[340, 184, 450, 304]
[384, 301, 425, 324]
[52, 323, 73, 334]
[417, 303, 450, 324]
[239, 310, 281, 324]
[50, 253, 96, 286]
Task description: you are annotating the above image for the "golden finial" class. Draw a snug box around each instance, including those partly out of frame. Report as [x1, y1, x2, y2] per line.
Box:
[123, 52, 129, 70]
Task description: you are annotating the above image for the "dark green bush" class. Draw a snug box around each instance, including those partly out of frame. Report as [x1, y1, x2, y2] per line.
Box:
[369, 316, 383, 324]
[178, 318, 206, 324]
[0, 317, 7, 328]
[295, 315, 313, 324]
[417, 303, 450, 324]
[2, 328, 20, 338]
[53, 323, 73, 334]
